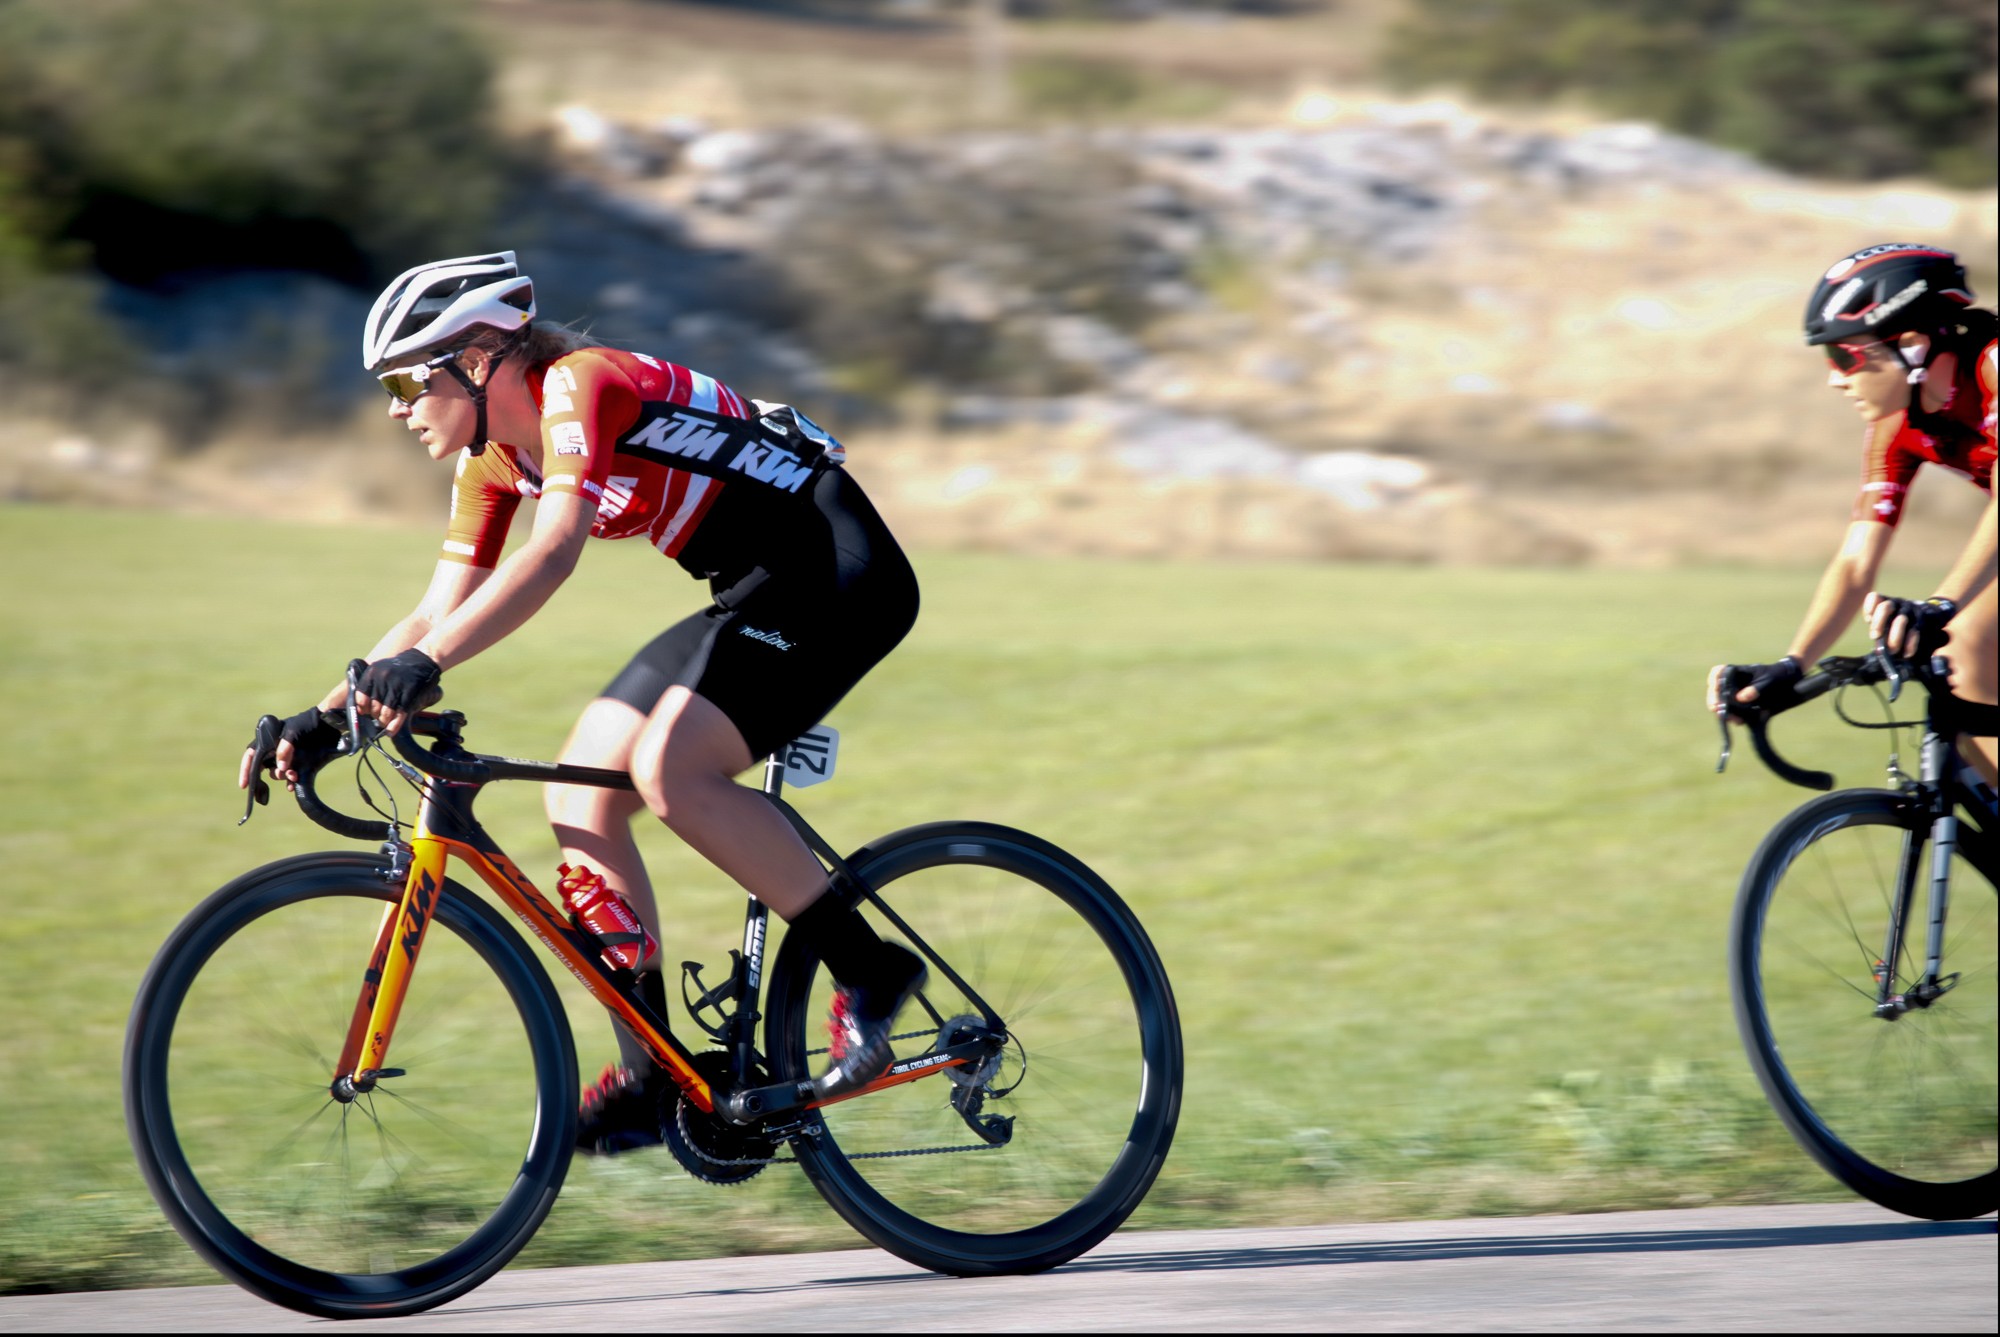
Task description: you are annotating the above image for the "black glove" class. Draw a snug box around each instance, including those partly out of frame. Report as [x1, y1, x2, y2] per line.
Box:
[1871, 596, 1957, 660]
[244, 706, 341, 806]
[1719, 656, 1804, 719]
[355, 648, 444, 716]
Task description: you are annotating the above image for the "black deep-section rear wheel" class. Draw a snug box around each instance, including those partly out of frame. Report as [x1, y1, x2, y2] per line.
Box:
[764, 822, 1182, 1276]
[124, 853, 579, 1319]
[1731, 789, 1997, 1220]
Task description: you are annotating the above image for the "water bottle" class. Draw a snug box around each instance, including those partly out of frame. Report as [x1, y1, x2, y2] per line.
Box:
[557, 863, 658, 972]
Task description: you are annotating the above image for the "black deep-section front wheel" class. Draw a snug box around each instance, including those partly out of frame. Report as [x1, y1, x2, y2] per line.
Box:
[124, 852, 579, 1319]
[1731, 789, 1997, 1220]
[764, 822, 1183, 1276]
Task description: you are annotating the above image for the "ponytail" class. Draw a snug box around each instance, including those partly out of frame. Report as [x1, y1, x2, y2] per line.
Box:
[1947, 306, 1998, 355]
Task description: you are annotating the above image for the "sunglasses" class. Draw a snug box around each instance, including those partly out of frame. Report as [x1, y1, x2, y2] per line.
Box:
[377, 352, 461, 406]
[1823, 340, 1888, 375]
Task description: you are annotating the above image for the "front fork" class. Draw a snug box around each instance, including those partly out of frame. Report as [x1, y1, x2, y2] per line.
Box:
[1874, 732, 1959, 1019]
[330, 837, 448, 1099]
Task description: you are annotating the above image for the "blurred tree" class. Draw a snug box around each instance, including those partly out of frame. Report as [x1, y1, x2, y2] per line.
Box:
[1386, 0, 1998, 186]
[0, 0, 505, 286]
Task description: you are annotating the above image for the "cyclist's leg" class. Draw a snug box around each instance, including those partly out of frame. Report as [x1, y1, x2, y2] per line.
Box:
[630, 685, 824, 916]
[1945, 582, 1996, 785]
[634, 682, 920, 1095]
[634, 469, 918, 924]
[546, 697, 654, 932]
[553, 619, 713, 1143]
[635, 474, 923, 1086]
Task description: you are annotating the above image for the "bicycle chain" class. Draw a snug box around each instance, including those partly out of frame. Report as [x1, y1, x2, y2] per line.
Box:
[685, 1026, 1002, 1170]
[684, 1139, 1002, 1169]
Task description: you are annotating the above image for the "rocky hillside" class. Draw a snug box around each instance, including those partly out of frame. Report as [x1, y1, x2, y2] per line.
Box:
[10, 86, 1992, 568]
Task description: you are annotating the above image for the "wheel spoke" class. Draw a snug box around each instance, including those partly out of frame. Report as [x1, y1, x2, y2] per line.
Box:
[772, 832, 1179, 1271]
[130, 864, 575, 1315]
[1740, 798, 1996, 1213]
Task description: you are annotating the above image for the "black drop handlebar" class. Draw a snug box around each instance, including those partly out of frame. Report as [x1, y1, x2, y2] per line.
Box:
[260, 662, 637, 842]
[1715, 650, 1999, 791]
[1714, 663, 1853, 792]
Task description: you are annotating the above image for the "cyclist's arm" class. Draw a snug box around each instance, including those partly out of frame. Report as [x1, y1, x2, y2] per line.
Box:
[1926, 495, 1997, 610]
[1783, 518, 1896, 666]
[1707, 518, 1894, 715]
[1782, 413, 1917, 665]
[312, 560, 493, 711]
[407, 488, 596, 671]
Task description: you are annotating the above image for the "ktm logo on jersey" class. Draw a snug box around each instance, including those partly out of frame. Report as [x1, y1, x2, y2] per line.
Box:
[621, 408, 818, 494]
[624, 412, 731, 462]
[728, 441, 814, 493]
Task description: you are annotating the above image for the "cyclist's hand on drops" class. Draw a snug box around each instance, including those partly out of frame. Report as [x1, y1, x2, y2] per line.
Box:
[353, 648, 443, 736]
[1708, 658, 1802, 720]
[1864, 592, 1956, 660]
[239, 706, 340, 796]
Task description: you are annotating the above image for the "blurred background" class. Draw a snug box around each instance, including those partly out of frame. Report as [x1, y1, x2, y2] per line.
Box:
[4, 0, 1993, 562]
[1, 0, 1995, 1296]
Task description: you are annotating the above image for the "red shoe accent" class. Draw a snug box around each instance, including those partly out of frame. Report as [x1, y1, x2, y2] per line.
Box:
[827, 989, 858, 1062]
[581, 1063, 639, 1116]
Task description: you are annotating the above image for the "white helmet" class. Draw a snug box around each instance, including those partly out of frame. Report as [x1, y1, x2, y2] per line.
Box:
[362, 251, 536, 371]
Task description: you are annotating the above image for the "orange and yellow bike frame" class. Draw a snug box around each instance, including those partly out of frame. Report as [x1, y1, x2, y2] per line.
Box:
[328, 742, 984, 1120]
[330, 780, 719, 1109]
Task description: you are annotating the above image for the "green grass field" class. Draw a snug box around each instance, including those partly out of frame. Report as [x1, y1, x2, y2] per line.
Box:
[0, 503, 1956, 1292]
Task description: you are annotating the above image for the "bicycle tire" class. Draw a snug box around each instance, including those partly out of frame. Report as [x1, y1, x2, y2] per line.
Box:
[764, 821, 1182, 1275]
[1731, 788, 1997, 1220]
[124, 852, 579, 1318]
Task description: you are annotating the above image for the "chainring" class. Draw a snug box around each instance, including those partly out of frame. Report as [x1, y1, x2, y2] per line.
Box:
[663, 1050, 778, 1185]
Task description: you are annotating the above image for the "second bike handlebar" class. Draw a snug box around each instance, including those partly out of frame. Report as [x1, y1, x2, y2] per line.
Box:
[1722, 668, 1846, 792]
[1715, 650, 2000, 791]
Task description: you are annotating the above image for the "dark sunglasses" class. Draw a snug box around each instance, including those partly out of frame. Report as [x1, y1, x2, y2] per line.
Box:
[376, 352, 461, 406]
[1823, 340, 1888, 375]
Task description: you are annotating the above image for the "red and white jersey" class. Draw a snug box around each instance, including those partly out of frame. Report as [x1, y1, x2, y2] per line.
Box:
[1853, 338, 1996, 528]
[442, 347, 747, 568]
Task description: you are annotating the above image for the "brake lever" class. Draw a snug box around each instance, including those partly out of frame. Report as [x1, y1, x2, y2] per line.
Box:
[344, 659, 368, 753]
[1713, 665, 1753, 774]
[240, 714, 280, 825]
[1871, 636, 1905, 703]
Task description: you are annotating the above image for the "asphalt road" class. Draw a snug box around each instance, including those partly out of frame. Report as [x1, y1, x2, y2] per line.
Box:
[3, 1203, 1993, 1332]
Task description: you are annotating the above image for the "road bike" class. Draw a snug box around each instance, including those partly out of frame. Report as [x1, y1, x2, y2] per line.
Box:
[1715, 648, 1997, 1220]
[124, 686, 1182, 1318]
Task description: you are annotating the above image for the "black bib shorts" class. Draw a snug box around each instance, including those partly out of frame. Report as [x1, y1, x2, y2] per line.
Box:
[599, 468, 919, 761]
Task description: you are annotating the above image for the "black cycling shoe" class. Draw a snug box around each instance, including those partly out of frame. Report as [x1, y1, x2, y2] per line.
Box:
[576, 1063, 669, 1156]
[813, 945, 927, 1101]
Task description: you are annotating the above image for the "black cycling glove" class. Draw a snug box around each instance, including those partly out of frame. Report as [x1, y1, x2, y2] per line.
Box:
[1720, 656, 1804, 718]
[1871, 596, 1957, 660]
[245, 706, 342, 805]
[356, 648, 443, 716]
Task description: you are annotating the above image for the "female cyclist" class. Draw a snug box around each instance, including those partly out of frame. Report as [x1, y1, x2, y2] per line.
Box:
[1709, 243, 1996, 785]
[238, 252, 925, 1153]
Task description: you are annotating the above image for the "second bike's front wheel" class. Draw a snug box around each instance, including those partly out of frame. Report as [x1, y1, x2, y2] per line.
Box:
[765, 822, 1183, 1276]
[124, 853, 579, 1318]
[1731, 789, 1997, 1220]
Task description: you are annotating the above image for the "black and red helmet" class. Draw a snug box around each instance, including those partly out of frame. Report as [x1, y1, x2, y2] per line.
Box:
[1803, 243, 1975, 347]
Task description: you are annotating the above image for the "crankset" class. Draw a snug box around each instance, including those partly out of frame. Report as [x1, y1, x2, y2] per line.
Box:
[665, 1050, 779, 1184]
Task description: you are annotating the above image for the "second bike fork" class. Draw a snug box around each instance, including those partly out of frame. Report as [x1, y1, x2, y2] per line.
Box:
[1875, 730, 1960, 1018]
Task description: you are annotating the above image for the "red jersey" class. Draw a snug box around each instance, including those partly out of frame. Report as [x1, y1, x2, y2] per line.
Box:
[1853, 338, 1996, 528]
[440, 347, 841, 576]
